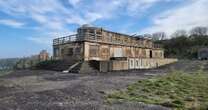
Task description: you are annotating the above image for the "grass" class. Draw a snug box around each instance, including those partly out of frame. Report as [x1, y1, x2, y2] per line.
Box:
[107, 71, 208, 110]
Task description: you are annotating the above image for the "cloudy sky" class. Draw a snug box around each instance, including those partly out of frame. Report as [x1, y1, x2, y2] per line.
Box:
[0, 0, 207, 58]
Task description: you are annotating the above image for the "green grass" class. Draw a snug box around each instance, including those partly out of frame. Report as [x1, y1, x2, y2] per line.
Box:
[107, 71, 208, 110]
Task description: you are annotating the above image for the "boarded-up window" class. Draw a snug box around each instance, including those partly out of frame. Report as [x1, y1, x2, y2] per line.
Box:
[100, 47, 109, 59]
[89, 45, 99, 57]
[142, 49, 146, 58]
[135, 48, 140, 57]
[114, 48, 123, 57]
[126, 48, 131, 57]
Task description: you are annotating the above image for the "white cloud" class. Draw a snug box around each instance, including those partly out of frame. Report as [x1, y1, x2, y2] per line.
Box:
[66, 15, 87, 25]
[140, 0, 208, 37]
[0, 0, 206, 44]
[68, 0, 81, 7]
[0, 0, 68, 30]
[126, 0, 160, 14]
[0, 19, 24, 28]
[0, 0, 173, 31]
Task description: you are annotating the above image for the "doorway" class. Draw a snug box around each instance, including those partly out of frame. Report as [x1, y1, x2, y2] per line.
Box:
[150, 50, 152, 58]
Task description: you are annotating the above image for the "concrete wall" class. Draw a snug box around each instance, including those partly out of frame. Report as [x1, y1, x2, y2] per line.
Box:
[78, 27, 154, 49]
[83, 41, 164, 61]
[109, 60, 128, 71]
[53, 27, 164, 62]
[110, 58, 177, 71]
[53, 42, 84, 61]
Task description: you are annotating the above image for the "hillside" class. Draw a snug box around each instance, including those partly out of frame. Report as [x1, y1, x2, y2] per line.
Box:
[156, 35, 208, 59]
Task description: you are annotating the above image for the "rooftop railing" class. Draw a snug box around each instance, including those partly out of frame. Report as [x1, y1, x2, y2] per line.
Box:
[53, 33, 163, 49]
[53, 34, 77, 45]
[153, 44, 163, 49]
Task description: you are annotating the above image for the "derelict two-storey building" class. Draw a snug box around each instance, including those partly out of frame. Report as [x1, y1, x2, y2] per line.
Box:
[53, 25, 177, 73]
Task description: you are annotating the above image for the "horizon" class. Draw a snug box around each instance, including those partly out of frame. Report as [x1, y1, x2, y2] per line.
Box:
[0, 0, 208, 58]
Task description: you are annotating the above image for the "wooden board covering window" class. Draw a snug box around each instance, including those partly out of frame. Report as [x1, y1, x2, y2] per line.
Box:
[100, 47, 109, 59]
[89, 45, 99, 57]
[141, 49, 146, 58]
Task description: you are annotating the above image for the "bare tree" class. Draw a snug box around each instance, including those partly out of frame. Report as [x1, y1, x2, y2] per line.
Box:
[171, 30, 187, 38]
[152, 32, 166, 41]
[190, 26, 207, 36]
[143, 34, 152, 39]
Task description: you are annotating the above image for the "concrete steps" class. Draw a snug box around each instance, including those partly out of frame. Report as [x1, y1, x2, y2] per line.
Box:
[68, 61, 99, 73]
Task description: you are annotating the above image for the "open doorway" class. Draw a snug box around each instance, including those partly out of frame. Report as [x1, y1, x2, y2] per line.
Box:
[150, 50, 152, 58]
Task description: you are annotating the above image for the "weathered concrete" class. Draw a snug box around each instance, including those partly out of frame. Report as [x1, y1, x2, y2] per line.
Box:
[110, 58, 177, 71]
[53, 25, 175, 72]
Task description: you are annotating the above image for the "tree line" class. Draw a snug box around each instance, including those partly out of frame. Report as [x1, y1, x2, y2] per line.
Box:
[0, 58, 20, 70]
[152, 26, 208, 59]
[0, 56, 46, 71]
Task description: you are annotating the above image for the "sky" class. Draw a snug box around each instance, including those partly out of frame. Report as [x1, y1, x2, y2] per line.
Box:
[0, 0, 208, 58]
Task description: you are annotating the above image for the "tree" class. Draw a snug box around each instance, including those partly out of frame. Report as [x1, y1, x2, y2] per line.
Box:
[152, 32, 166, 41]
[143, 34, 152, 38]
[171, 30, 187, 38]
[190, 26, 207, 36]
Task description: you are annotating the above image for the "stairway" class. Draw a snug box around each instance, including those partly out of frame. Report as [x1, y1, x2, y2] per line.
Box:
[68, 62, 82, 73]
[68, 61, 99, 73]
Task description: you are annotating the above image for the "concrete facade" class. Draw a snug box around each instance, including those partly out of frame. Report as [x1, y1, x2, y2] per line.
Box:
[110, 58, 177, 71]
[53, 25, 177, 72]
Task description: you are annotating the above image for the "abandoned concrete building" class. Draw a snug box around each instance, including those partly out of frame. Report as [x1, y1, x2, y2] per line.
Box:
[53, 25, 177, 73]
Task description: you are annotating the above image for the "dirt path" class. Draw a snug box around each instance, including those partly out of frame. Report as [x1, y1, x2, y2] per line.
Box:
[0, 60, 207, 110]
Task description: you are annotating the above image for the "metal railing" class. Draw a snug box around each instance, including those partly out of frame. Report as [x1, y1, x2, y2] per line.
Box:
[53, 34, 77, 45]
[53, 33, 163, 49]
[153, 44, 163, 48]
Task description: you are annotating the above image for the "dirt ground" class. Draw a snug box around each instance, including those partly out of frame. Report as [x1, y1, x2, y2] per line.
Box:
[0, 60, 207, 110]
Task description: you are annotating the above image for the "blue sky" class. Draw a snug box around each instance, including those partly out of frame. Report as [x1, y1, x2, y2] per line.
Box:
[0, 0, 207, 58]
